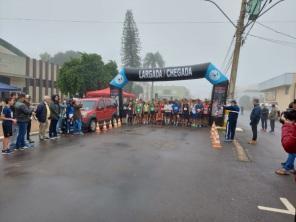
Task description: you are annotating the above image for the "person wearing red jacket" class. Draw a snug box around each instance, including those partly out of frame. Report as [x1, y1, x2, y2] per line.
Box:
[275, 101, 296, 176]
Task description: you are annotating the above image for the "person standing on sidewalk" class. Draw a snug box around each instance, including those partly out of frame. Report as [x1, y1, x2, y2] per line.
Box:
[248, 99, 262, 145]
[260, 104, 269, 132]
[35, 96, 51, 141]
[224, 100, 240, 142]
[24, 95, 34, 144]
[275, 101, 296, 176]
[9, 92, 18, 150]
[269, 104, 277, 133]
[73, 99, 83, 135]
[15, 93, 34, 150]
[49, 95, 61, 139]
[1, 98, 16, 154]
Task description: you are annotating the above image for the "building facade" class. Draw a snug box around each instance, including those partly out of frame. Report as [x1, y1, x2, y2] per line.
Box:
[258, 73, 296, 111]
[0, 38, 61, 103]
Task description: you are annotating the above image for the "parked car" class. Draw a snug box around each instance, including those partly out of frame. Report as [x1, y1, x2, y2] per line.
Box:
[80, 97, 118, 132]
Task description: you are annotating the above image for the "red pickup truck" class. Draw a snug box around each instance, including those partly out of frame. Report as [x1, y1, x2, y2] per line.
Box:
[80, 97, 118, 132]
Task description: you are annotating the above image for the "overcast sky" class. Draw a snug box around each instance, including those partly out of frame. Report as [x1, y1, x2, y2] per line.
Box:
[1, 0, 295, 98]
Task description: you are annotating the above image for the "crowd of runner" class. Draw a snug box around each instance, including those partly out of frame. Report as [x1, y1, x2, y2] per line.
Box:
[123, 98, 211, 127]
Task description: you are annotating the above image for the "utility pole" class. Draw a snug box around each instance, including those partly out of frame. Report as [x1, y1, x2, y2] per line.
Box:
[228, 0, 248, 99]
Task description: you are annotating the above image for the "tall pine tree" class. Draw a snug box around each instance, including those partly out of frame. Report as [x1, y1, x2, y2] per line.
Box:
[121, 10, 141, 91]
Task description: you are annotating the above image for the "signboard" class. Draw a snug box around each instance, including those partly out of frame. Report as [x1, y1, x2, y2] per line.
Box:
[210, 82, 228, 126]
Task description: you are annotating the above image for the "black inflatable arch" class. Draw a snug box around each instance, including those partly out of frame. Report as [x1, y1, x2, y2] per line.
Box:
[110, 63, 229, 126]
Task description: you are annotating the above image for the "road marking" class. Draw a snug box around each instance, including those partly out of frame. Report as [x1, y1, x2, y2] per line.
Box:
[233, 139, 249, 162]
[258, 197, 296, 216]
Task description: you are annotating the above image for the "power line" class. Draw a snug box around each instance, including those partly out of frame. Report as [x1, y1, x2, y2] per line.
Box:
[224, 52, 234, 75]
[221, 35, 235, 69]
[0, 17, 295, 25]
[256, 21, 296, 40]
[248, 34, 296, 48]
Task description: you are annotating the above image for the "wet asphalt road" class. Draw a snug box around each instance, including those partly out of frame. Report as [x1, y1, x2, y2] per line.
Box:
[0, 125, 295, 222]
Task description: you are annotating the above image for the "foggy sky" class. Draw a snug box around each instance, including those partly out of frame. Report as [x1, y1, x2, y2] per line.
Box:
[0, 0, 295, 98]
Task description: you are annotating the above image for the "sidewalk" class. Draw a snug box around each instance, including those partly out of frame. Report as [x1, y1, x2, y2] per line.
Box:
[0, 120, 40, 139]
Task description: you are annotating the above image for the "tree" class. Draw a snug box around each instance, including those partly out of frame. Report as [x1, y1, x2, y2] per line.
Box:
[143, 52, 165, 69]
[143, 52, 165, 99]
[57, 53, 118, 96]
[39, 51, 82, 65]
[39, 52, 51, 62]
[121, 10, 141, 91]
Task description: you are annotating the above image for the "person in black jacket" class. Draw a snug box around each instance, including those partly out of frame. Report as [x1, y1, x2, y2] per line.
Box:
[260, 104, 269, 132]
[224, 100, 240, 142]
[249, 99, 262, 145]
[49, 95, 61, 139]
[15, 93, 34, 150]
[36, 96, 51, 141]
[24, 95, 34, 144]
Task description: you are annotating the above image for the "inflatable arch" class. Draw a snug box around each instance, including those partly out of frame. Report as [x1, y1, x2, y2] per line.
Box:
[110, 63, 229, 126]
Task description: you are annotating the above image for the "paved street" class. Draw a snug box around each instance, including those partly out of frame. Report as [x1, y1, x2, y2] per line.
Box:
[0, 125, 295, 222]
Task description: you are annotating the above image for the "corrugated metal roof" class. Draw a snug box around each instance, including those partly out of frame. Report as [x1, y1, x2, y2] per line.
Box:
[258, 73, 296, 91]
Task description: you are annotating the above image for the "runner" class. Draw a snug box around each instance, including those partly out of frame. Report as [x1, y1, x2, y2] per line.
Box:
[164, 100, 171, 125]
[191, 99, 197, 127]
[149, 100, 156, 124]
[143, 102, 150, 125]
[126, 101, 134, 125]
[135, 100, 143, 125]
[203, 100, 210, 127]
[156, 101, 164, 126]
[172, 99, 180, 126]
[196, 99, 204, 128]
[182, 99, 190, 127]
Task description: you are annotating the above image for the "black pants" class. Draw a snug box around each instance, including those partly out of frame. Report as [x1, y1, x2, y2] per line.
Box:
[270, 119, 275, 132]
[226, 120, 237, 140]
[261, 117, 267, 130]
[251, 124, 258, 141]
[27, 120, 31, 141]
[49, 119, 58, 138]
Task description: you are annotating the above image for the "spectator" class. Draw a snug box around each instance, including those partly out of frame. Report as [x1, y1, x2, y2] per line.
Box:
[24, 95, 34, 144]
[36, 96, 51, 141]
[1, 98, 16, 154]
[261, 104, 269, 132]
[49, 95, 61, 139]
[269, 104, 277, 133]
[66, 99, 75, 134]
[9, 92, 18, 150]
[248, 99, 262, 145]
[15, 93, 33, 150]
[73, 99, 83, 135]
[275, 101, 296, 175]
[224, 100, 240, 142]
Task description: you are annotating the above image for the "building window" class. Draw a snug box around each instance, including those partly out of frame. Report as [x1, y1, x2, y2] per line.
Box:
[285, 86, 290, 95]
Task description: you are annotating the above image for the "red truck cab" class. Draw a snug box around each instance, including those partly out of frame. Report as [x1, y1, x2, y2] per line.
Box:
[80, 97, 118, 132]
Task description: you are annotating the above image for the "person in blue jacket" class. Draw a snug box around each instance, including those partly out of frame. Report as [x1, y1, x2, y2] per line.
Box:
[224, 100, 240, 142]
[249, 98, 262, 145]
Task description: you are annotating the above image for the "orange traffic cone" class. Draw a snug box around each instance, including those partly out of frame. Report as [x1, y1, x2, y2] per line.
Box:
[103, 121, 107, 131]
[96, 124, 101, 133]
[109, 120, 113, 129]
